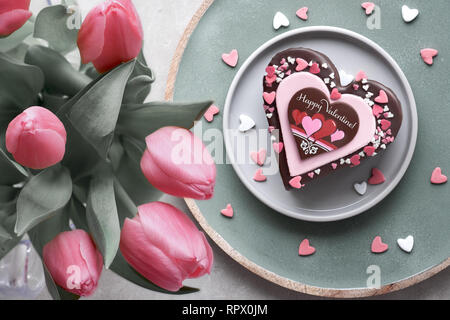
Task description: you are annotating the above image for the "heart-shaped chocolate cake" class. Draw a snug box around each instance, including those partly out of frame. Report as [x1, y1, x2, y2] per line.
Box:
[262, 48, 403, 189]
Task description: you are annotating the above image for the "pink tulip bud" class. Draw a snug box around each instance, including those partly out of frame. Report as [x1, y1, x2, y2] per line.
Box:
[140, 127, 216, 200]
[77, 0, 143, 73]
[0, 0, 32, 37]
[43, 230, 103, 297]
[120, 202, 213, 292]
[6, 107, 67, 170]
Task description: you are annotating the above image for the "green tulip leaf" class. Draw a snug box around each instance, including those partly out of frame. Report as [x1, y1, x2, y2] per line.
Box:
[42, 91, 70, 113]
[67, 197, 88, 231]
[15, 165, 72, 236]
[118, 100, 212, 142]
[131, 50, 155, 80]
[28, 205, 79, 300]
[109, 137, 125, 172]
[34, 5, 79, 54]
[113, 178, 137, 225]
[0, 20, 34, 53]
[123, 75, 153, 104]
[0, 148, 28, 186]
[0, 224, 11, 239]
[68, 60, 136, 159]
[25, 45, 90, 97]
[110, 249, 200, 295]
[86, 167, 120, 268]
[0, 211, 22, 261]
[0, 53, 43, 128]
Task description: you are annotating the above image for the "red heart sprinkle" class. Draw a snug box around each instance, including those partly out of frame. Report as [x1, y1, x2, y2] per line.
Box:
[298, 239, 316, 256]
[221, 204, 234, 218]
[431, 167, 447, 184]
[368, 168, 385, 185]
[420, 48, 438, 65]
[375, 90, 389, 104]
[350, 155, 361, 166]
[309, 62, 320, 74]
[330, 88, 342, 100]
[371, 236, 388, 253]
[263, 91, 276, 104]
[364, 146, 376, 156]
[222, 49, 239, 67]
[289, 176, 303, 189]
[380, 119, 391, 131]
[253, 168, 267, 182]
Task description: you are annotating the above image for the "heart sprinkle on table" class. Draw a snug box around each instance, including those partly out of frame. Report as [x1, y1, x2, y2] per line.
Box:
[431, 167, 447, 184]
[204, 104, 219, 122]
[273, 12, 290, 30]
[220, 204, 234, 218]
[368, 168, 386, 185]
[222, 49, 239, 67]
[397, 235, 414, 253]
[238, 114, 255, 132]
[298, 239, 316, 256]
[253, 168, 267, 182]
[371, 236, 389, 254]
[361, 2, 375, 15]
[250, 148, 267, 166]
[354, 181, 368, 196]
[296, 7, 308, 21]
[420, 48, 438, 65]
[402, 5, 419, 23]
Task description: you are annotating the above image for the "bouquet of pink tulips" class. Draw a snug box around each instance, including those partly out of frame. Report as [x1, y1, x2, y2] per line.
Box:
[0, 0, 216, 299]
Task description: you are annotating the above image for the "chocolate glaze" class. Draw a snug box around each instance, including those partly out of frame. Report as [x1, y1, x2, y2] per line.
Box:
[262, 48, 403, 189]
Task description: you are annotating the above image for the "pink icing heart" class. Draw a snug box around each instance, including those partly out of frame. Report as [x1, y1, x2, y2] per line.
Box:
[295, 58, 308, 71]
[220, 204, 234, 218]
[330, 88, 341, 100]
[355, 70, 367, 81]
[361, 2, 375, 15]
[302, 116, 322, 137]
[371, 236, 388, 253]
[368, 168, 385, 185]
[250, 148, 267, 166]
[431, 167, 447, 184]
[222, 49, 238, 67]
[330, 129, 345, 142]
[298, 239, 316, 256]
[420, 48, 438, 65]
[273, 142, 284, 153]
[375, 90, 389, 104]
[204, 105, 219, 122]
[263, 91, 276, 104]
[372, 104, 384, 118]
[289, 176, 303, 189]
[296, 7, 308, 21]
[253, 168, 267, 182]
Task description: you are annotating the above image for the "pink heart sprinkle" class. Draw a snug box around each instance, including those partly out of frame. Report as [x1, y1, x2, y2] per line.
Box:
[296, 7, 308, 21]
[308, 172, 314, 179]
[250, 148, 267, 166]
[350, 155, 361, 166]
[285, 70, 292, 76]
[309, 62, 321, 74]
[280, 58, 286, 65]
[355, 70, 368, 81]
[330, 129, 345, 142]
[331, 163, 338, 170]
[204, 104, 220, 122]
[273, 142, 284, 153]
[289, 176, 303, 189]
[268, 107, 274, 113]
[265, 74, 277, 85]
[302, 116, 322, 137]
[431, 167, 447, 184]
[368, 168, 385, 185]
[361, 2, 375, 15]
[353, 84, 360, 90]
[268, 126, 275, 133]
[372, 104, 384, 118]
[253, 168, 267, 182]
[330, 88, 342, 100]
[375, 90, 389, 104]
[364, 146, 376, 156]
[298, 239, 316, 256]
[371, 236, 389, 253]
[380, 119, 391, 131]
[263, 91, 276, 104]
[220, 204, 234, 218]
[420, 48, 438, 65]
[266, 65, 276, 76]
[295, 58, 308, 71]
[222, 49, 239, 67]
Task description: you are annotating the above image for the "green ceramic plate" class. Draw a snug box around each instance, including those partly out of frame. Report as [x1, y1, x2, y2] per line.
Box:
[170, 0, 449, 297]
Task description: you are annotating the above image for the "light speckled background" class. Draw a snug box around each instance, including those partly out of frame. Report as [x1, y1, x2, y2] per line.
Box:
[34, 0, 449, 300]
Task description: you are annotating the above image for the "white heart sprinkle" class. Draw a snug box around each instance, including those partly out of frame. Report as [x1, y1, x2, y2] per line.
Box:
[384, 105, 390, 112]
[380, 144, 386, 149]
[287, 56, 295, 64]
[314, 169, 321, 175]
[363, 84, 370, 91]
[278, 73, 284, 78]
[322, 63, 328, 69]
[276, 77, 282, 83]
[330, 82, 336, 88]
[308, 60, 313, 66]
[361, 78, 368, 84]
[366, 92, 374, 98]
[329, 72, 335, 79]
[359, 151, 365, 157]
[239, 114, 255, 132]
[324, 78, 330, 84]
[273, 12, 290, 30]
[338, 70, 354, 86]
[340, 159, 345, 165]
[345, 159, 351, 165]
[354, 181, 367, 196]
[271, 135, 277, 142]
[266, 113, 273, 119]
[402, 5, 419, 23]
[397, 235, 414, 253]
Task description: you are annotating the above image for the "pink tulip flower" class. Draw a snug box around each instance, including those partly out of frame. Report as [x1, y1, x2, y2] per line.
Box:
[6, 107, 67, 170]
[43, 230, 103, 297]
[77, 0, 143, 73]
[140, 127, 216, 200]
[0, 0, 32, 37]
[120, 202, 213, 292]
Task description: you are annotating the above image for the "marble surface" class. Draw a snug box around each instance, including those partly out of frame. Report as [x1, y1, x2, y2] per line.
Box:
[34, 0, 448, 300]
